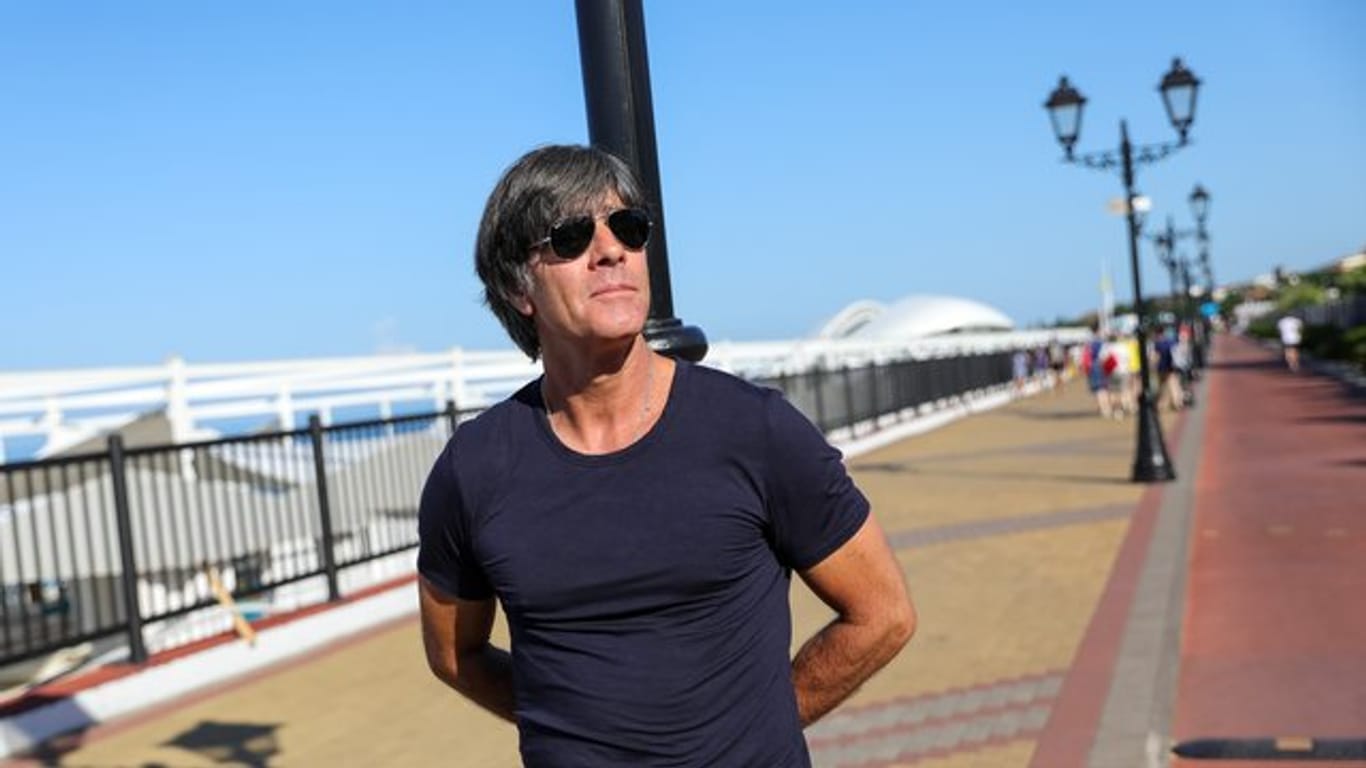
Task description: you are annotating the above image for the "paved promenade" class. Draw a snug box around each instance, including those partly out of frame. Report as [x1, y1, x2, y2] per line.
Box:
[1170, 335, 1366, 767]
[3, 336, 1361, 766]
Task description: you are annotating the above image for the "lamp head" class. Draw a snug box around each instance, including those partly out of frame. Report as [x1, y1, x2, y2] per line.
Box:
[1159, 58, 1201, 143]
[1045, 76, 1087, 158]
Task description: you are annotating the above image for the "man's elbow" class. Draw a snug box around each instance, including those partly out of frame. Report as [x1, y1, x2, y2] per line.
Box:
[426, 651, 461, 689]
[883, 597, 917, 652]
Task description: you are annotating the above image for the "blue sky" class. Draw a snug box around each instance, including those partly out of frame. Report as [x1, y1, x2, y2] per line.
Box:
[3, 1, 1363, 370]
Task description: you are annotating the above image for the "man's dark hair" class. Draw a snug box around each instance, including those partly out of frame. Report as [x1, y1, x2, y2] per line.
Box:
[475, 144, 649, 359]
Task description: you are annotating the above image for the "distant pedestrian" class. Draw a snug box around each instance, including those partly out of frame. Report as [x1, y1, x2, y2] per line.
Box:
[1277, 315, 1304, 372]
[1103, 334, 1135, 418]
[1155, 328, 1184, 412]
[1012, 349, 1030, 394]
[1174, 324, 1194, 406]
[1122, 335, 1142, 413]
[1048, 338, 1067, 394]
[1084, 330, 1112, 418]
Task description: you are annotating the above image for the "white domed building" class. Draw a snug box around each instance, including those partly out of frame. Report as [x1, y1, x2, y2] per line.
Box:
[816, 295, 1015, 341]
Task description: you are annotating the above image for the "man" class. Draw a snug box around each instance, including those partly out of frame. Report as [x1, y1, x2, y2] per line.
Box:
[417, 145, 915, 766]
[1277, 313, 1304, 372]
[1047, 337, 1067, 394]
[1083, 328, 1113, 418]
[1154, 326, 1184, 412]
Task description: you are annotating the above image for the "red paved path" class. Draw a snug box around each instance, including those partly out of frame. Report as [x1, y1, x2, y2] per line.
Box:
[1173, 335, 1366, 765]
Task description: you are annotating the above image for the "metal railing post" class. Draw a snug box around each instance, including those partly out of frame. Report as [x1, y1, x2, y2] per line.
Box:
[868, 362, 881, 424]
[308, 416, 341, 602]
[107, 435, 148, 664]
[841, 365, 856, 435]
[445, 400, 460, 436]
[812, 367, 828, 433]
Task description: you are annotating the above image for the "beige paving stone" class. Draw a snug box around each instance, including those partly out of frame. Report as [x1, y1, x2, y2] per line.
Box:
[906, 737, 1037, 767]
[792, 517, 1128, 713]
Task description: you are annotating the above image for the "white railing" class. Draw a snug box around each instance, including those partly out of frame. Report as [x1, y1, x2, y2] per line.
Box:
[1, 328, 1088, 463]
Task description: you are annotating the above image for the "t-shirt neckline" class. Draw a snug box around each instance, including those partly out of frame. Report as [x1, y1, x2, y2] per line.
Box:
[532, 360, 687, 466]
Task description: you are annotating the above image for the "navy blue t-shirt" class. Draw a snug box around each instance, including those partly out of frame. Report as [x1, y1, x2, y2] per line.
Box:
[417, 361, 869, 767]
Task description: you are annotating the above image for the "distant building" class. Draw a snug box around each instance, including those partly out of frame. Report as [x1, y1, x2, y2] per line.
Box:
[815, 295, 1014, 341]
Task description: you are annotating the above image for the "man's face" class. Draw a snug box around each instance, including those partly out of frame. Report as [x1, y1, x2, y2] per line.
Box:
[515, 192, 652, 355]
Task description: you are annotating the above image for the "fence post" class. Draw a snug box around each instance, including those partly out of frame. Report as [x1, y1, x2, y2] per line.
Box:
[308, 415, 341, 602]
[842, 365, 856, 436]
[812, 367, 828, 433]
[868, 362, 881, 424]
[445, 400, 460, 436]
[894, 361, 908, 420]
[107, 435, 148, 664]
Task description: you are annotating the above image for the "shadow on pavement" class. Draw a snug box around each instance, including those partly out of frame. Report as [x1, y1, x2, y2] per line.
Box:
[1008, 409, 1100, 421]
[161, 721, 283, 767]
[1299, 413, 1366, 425]
[1208, 359, 1281, 371]
[912, 467, 1134, 486]
[849, 462, 914, 474]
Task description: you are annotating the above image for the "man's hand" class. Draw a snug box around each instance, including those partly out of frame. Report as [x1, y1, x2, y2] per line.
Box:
[792, 515, 916, 726]
[419, 577, 516, 722]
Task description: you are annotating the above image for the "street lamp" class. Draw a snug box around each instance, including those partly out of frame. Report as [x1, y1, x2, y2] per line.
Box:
[1189, 183, 1210, 223]
[1043, 58, 1202, 483]
[1147, 215, 1198, 322]
[1190, 183, 1213, 291]
[1187, 184, 1213, 367]
[1159, 58, 1200, 143]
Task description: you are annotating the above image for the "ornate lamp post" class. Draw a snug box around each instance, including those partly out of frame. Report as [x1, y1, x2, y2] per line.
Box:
[1148, 216, 1198, 323]
[1190, 183, 1213, 293]
[1187, 184, 1213, 366]
[1044, 58, 1202, 483]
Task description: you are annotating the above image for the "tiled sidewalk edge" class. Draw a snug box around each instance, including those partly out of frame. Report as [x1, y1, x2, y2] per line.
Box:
[1028, 395, 1198, 768]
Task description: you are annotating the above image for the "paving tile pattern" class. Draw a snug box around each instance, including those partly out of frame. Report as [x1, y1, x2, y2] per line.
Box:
[808, 674, 1062, 766]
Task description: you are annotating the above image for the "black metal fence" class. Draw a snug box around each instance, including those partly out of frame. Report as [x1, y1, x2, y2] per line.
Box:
[0, 406, 464, 668]
[0, 352, 1013, 669]
[759, 353, 1012, 433]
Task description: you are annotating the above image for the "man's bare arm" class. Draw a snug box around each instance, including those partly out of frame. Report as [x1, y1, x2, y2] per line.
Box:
[792, 515, 916, 726]
[419, 576, 516, 722]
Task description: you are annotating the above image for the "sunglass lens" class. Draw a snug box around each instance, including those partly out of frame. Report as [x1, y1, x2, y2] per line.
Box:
[608, 208, 651, 250]
[549, 216, 595, 260]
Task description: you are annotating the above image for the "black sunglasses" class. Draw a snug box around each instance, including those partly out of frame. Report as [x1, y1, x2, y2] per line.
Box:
[530, 207, 652, 261]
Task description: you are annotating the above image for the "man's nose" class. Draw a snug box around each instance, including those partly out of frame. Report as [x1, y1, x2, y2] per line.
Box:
[588, 220, 627, 266]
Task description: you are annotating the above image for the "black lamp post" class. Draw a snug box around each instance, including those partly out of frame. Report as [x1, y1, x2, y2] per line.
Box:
[1187, 183, 1213, 366]
[1044, 58, 1202, 483]
[1147, 215, 1198, 324]
[1178, 255, 1195, 322]
[575, 0, 708, 362]
[1190, 183, 1213, 294]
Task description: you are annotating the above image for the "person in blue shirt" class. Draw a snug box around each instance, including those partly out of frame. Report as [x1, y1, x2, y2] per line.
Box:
[1155, 326, 1188, 411]
[417, 145, 915, 767]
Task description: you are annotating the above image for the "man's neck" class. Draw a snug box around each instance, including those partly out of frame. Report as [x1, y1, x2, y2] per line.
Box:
[539, 336, 670, 455]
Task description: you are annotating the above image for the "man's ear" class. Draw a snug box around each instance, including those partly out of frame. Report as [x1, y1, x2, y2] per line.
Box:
[511, 291, 534, 317]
